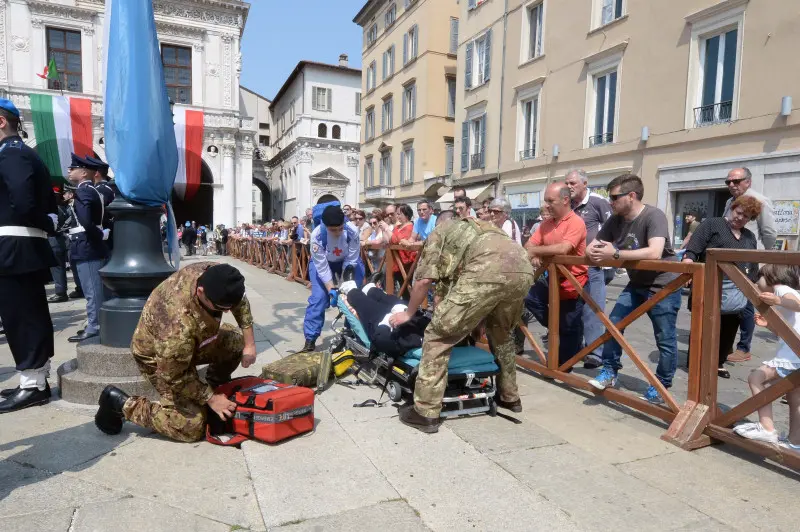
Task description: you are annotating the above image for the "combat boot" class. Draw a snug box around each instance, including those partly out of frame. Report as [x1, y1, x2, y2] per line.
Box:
[495, 397, 523, 413]
[298, 339, 316, 353]
[398, 403, 442, 433]
[95, 385, 130, 435]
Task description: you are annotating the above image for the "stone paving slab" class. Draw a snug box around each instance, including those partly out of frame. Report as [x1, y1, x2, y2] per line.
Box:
[71, 496, 232, 532]
[0, 507, 76, 532]
[66, 436, 264, 531]
[344, 415, 580, 532]
[272, 500, 430, 531]
[242, 402, 399, 529]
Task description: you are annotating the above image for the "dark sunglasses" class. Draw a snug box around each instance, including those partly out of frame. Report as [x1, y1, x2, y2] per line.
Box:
[725, 178, 746, 186]
[609, 192, 629, 202]
[371, 221, 378, 226]
[489, 209, 503, 214]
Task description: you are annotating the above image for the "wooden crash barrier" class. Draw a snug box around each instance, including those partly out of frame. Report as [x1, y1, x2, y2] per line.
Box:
[680, 249, 800, 470]
[514, 257, 706, 442]
[383, 242, 424, 299]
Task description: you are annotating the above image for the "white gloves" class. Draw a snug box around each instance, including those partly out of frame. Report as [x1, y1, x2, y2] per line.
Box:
[48, 213, 58, 231]
[102, 228, 110, 241]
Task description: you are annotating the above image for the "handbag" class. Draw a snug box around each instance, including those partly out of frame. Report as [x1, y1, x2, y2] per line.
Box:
[720, 278, 747, 315]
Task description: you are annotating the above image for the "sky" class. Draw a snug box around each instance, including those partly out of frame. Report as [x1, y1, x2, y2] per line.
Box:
[240, 0, 367, 100]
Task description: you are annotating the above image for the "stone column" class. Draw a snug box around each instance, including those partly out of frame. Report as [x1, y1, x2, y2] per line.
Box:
[237, 137, 254, 224]
[221, 143, 236, 227]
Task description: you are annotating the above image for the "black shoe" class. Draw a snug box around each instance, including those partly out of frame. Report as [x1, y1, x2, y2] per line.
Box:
[342, 265, 356, 283]
[95, 385, 130, 435]
[48, 294, 69, 303]
[398, 404, 442, 433]
[1, 382, 50, 399]
[68, 331, 99, 343]
[583, 355, 603, 370]
[68, 289, 84, 299]
[297, 339, 316, 353]
[0, 385, 51, 414]
[495, 397, 522, 413]
[718, 368, 731, 379]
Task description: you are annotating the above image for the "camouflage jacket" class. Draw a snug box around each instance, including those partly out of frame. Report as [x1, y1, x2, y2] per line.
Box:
[415, 219, 533, 296]
[131, 262, 254, 404]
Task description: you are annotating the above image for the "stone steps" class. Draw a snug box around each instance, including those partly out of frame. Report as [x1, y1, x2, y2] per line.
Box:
[58, 358, 157, 405]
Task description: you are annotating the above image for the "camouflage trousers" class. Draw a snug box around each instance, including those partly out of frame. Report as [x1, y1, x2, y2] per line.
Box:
[414, 273, 534, 418]
[123, 324, 244, 442]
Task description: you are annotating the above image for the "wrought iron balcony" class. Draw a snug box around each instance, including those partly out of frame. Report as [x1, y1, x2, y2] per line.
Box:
[589, 132, 614, 147]
[694, 101, 732, 127]
[470, 153, 482, 169]
[520, 146, 536, 160]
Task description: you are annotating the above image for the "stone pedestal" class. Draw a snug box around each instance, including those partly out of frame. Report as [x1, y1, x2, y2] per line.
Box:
[59, 188, 175, 404]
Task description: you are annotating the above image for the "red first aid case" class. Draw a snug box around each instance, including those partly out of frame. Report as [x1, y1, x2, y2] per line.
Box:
[206, 376, 315, 446]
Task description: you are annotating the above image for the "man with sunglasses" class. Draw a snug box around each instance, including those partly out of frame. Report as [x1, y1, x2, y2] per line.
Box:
[587, 174, 681, 405]
[722, 167, 776, 363]
[408, 201, 437, 242]
[94, 263, 257, 442]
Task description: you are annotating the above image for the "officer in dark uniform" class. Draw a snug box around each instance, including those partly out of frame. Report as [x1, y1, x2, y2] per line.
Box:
[0, 98, 58, 413]
[66, 154, 110, 343]
[87, 156, 115, 251]
[47, 187, 72, 303]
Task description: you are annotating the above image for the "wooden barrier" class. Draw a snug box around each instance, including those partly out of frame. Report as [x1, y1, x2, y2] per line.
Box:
[514, 257, 705, 436]
[687, 249, 800, 470]
[383, 242, 424, 299]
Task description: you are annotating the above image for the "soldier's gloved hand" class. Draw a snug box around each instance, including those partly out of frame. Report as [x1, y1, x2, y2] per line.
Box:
[48, 213, 58, 231]
[328, 289, 339, 306]
[102, 228, 110, 241]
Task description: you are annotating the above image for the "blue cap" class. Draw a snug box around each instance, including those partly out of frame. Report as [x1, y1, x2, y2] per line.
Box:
[86, 156, 109, 172]
[0, 98, 20, 118]
[69, 153, 98, 170]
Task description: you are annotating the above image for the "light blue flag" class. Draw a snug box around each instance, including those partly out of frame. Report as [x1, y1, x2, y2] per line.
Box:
[103, 0, 180, 265]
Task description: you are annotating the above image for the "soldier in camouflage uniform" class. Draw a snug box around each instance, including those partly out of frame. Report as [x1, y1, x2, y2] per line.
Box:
[389, 213, 534, 433]
[94, 263, 258, 442]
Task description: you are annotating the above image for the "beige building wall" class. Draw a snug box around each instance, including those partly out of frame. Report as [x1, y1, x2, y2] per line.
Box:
[354, 0, 460, 209]
[455, 0, 800, 248]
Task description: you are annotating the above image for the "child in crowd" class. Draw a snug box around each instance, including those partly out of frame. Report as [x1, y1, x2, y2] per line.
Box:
[734, 264, 800, 449]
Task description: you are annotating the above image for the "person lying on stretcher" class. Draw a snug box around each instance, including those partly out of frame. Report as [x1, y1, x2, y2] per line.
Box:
[338, 278, 430, 357]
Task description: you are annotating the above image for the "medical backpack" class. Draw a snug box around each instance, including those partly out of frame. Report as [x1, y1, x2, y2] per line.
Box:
[205, 376, 315, 446]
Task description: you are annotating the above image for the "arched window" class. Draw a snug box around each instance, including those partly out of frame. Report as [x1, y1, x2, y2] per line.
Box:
[332, 125, 341, 139]
[318, 123, 327, 138]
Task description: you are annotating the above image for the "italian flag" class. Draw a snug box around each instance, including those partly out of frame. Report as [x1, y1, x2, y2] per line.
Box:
[173, 106, 204, 202]
[29, 94, 93, 183]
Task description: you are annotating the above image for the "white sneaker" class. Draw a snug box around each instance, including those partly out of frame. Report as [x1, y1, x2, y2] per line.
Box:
[777, 439, 800, 452]
[738, 423, 778, 444]
[733, 422, 759, 435]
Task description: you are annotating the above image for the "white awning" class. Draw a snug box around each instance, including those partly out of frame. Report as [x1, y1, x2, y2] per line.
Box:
[436, 183, 494, 204]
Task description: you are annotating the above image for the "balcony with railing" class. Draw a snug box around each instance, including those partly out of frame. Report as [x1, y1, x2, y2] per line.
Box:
[694, 101, 732, 127]
[588, 132, 613, 147]
[365, 185, 396, 200]
[520, 146, 536, 160]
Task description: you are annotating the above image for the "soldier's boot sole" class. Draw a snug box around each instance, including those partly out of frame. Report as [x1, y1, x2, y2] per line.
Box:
[95, 385, 128, 435]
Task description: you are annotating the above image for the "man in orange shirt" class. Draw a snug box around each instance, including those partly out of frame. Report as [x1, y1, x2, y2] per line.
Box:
[524, 183, 588, 365]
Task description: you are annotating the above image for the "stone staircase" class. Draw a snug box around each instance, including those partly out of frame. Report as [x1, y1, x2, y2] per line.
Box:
[58, 337, 156, 405]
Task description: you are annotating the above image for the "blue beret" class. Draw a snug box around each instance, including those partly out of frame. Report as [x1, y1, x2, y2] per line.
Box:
[0, 98, 20, 118]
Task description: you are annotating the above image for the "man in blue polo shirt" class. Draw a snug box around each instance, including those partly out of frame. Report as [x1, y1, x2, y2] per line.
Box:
[407, 200, 436, 242]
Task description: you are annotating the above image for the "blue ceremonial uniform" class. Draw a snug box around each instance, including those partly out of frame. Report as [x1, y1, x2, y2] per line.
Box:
[94, 180, 115, 250]
[0, 133, 57, 376]
[303, 224, 364, 342]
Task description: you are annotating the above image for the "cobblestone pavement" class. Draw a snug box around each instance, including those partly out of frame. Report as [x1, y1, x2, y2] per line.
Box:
[0, 257, 796, 531]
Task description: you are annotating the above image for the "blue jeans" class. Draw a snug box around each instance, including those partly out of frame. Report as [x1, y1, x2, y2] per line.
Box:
[583, 267, 614, 360]
[75, 259, 107, 334]
[601, 285, 681, 388]
[737, 301, 755, 352]
[524, 278, 585, 366]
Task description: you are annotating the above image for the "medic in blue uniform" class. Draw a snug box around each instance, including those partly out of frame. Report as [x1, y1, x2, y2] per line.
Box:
[300, 205, 363, 352]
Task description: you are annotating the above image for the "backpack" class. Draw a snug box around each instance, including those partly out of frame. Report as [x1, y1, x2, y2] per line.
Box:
[205, 376, 315, 446]
[312, 200, 341, 229]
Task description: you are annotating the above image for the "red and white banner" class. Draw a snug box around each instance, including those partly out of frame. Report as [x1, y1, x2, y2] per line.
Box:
[173, 106, 204, 202]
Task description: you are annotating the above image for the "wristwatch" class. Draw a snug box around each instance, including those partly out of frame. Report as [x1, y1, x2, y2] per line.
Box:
[613, 248, 620, 260]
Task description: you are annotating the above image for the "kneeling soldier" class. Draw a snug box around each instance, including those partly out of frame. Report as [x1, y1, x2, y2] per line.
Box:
[95, 263, 257, 442]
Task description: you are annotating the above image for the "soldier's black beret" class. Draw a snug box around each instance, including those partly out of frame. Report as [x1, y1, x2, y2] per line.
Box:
[321, 205, 344, 227]
[197, 264, 246, 308]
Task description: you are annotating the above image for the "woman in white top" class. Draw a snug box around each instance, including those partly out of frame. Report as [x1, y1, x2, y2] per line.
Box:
[487, 198, 521, 245]
[734, 264, 800, 448]
[362, 213, 386, 274]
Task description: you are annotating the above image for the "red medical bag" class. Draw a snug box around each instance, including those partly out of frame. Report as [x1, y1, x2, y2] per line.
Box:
[205, 376, 315, 446]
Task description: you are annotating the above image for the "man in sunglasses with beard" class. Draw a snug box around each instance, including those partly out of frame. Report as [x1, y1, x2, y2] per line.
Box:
[94, 263, 257, 442]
